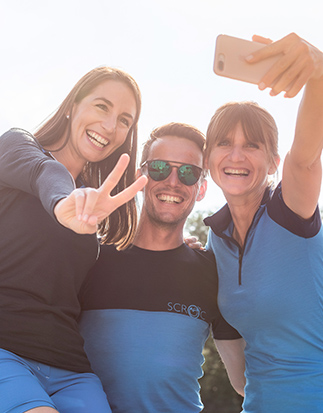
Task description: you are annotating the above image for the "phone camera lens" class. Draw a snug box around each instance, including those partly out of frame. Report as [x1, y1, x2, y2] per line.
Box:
[218, 53, 225, 71]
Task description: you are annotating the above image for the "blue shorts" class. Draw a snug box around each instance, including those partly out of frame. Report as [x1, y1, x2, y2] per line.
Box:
[0, 348, 112, 413]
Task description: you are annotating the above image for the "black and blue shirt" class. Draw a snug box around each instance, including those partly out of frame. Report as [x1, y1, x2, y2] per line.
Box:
[79, 243, 240, 413]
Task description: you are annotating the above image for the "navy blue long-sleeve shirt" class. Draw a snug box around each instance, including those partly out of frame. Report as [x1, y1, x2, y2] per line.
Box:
[0, 128, 98, 372]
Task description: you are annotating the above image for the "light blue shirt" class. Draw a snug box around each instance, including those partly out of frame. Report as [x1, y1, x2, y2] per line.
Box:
[205, 184, 323, 413]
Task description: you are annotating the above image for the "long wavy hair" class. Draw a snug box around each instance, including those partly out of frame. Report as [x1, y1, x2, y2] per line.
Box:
[35, 66, 142, 250]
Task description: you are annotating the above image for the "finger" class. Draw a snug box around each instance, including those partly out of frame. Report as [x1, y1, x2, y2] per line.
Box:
[108, 175, 148, 213]
[79, 188, 100, 222]
[75, 219, 98, 234]
[246, 33, 296, 64]
[252, 35, 273, 45]
[260, 49, 301, 94]
[99, 154, 130, 195]
[184, 236, 198, 245]
[193, 242, 203, 250]
[269, 55, 311, 97]
[263, 41, 315, 95]
[87, 215, 99, 227]
[246, 40, 280, 64]
[72, 189, 86, 221]
[284, 65, 313, 98]
[185, 238, 203, 250]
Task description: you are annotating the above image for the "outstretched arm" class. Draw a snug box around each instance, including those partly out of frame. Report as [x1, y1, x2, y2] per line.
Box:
[283, 55, 323, 219]
[247, 33, 323, 218]
[54, 154, 147, 234]
[214, 338, 246, 397]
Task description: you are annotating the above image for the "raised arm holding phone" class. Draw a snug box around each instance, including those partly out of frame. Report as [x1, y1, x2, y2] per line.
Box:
[204, 33, 323, 412]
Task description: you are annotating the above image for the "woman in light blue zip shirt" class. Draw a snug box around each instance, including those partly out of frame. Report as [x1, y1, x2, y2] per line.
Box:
[204, 32, 323, 413]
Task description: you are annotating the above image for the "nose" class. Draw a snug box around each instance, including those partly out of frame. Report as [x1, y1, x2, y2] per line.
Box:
[228, 145, 245, 162]
[102, 114, 117, 133]
[165, 167, 181, 187]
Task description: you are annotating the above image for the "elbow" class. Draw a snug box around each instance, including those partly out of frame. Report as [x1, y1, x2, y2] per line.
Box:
[235, 384, 245, 398]
[231, 377, 246, 397]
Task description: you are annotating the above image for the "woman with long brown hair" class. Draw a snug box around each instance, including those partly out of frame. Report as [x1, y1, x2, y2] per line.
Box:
[0, 66, 146, 413]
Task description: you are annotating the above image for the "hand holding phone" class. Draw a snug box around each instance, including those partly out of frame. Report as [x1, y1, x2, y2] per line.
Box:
[213, 34, 280, 85]
[213, 33, 323, 98]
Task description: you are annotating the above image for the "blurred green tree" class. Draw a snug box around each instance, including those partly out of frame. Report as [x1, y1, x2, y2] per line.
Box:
[185, 210, 243, 413]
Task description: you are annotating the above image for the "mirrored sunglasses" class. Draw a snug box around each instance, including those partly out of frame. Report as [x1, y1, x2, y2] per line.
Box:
[141, 160, 203, 186]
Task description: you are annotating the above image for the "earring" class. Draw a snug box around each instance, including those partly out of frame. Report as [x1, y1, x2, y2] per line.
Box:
[66, 114, 70, 120]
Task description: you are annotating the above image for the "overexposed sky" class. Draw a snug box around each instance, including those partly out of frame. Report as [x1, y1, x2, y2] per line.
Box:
[1, 0, 322, 212]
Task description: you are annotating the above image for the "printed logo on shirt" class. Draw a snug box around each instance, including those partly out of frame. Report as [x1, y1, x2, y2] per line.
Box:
[167, 302, 206, 320]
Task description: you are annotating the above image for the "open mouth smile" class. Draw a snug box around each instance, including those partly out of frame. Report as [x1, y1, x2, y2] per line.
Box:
[224, 167, 249, 176]
[157, 194, 184, 204]
[86, 130, 109, 148]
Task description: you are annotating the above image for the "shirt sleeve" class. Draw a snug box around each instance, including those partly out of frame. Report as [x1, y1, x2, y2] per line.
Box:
[212, 312, 242, 340]
[0, 128, 75, 219]
[267, 182, 321, 238]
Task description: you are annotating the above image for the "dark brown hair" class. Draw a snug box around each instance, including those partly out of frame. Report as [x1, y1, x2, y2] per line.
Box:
[140, 122, 205, 166]
[35, 66, 142, 250]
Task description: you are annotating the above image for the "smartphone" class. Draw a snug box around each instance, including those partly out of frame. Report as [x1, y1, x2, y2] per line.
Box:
[213, 34, 280, 85]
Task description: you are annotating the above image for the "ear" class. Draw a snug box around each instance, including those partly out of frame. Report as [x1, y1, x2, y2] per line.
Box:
[196, 179, 207, 202]
[268, 155, 280, 175]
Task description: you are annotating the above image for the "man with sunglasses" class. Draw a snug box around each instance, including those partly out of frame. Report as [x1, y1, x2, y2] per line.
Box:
[79, 123, 244, 412]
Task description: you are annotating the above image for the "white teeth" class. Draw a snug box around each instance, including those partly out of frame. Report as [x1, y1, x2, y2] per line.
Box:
[224, 168, 249, 176]
[87, 131, 109, 148]
[89, 138, 105, 148]
[157, 194, 183, 204]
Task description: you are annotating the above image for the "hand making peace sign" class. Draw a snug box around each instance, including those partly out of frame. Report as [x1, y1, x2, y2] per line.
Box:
[54, 154, 147, 234]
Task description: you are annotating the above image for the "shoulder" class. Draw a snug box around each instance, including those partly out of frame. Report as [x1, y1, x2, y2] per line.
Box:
[178, 244, 216, 273]
[1, 128, 38, 143]
[204, 204, 232, 236]
[96, 243, 216, 270]
[95, 244, 144, 267]
[190, 247, 215, 264]
[97, 243, 120, 262]
[0, 128, 42, 153]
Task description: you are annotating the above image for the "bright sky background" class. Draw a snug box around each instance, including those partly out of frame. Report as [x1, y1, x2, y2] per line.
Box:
[1, 0, 323, 214]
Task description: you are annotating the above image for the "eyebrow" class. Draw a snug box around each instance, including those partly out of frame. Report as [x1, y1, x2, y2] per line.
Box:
[95, 97, 134, 120]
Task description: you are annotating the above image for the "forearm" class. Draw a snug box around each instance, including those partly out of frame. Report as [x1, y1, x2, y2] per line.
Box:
[282, 75, 323, 218]
[291, 76, 323, 167]
[0, 129, 75, 218]
[214, 338, 246, 396]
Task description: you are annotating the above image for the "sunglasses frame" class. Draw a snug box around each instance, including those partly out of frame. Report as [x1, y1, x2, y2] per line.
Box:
[141, 159, 203, 186]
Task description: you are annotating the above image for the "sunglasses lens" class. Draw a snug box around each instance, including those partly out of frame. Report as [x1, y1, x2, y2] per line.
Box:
[145, 160, 202, 186]
[148, 160, 171, 181]
[178, 165, 201, 185]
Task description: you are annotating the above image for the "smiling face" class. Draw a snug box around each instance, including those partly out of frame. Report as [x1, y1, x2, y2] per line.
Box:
[141, 136, 206, 228]
[207, 122, 278, 202]
[61, 79, 137, 173]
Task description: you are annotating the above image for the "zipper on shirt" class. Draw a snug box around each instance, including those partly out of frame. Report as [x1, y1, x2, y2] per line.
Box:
[238, 249, 243, 285]
[233, 241, 244, 286]
[236, 222, 253, 285]
[221, 233, 244, 286]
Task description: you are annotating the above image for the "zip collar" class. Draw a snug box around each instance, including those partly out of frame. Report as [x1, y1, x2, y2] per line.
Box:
[204, 185, 274, 236]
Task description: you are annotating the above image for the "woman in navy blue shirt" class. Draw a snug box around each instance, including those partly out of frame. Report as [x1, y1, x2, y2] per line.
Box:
[0, 66, 146, 413]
